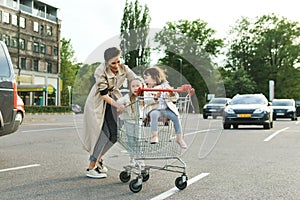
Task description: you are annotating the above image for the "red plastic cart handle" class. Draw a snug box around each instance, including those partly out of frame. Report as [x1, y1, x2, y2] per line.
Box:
[137, 84, 195, 96]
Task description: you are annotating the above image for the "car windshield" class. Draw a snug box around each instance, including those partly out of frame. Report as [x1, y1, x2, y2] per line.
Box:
[209, 98, 227, 104]
[231, 96, 265, 105]
[272, 101, 293, 106]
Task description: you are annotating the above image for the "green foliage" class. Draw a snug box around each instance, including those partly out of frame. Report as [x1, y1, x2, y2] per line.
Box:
[226, 13, 300, 99]
[25, 106, 72, 113]
[154, 19, 224, 109]
[120, 0, 151, 69]
[72, 62, 99, 109]
[60, 38, 81, 106]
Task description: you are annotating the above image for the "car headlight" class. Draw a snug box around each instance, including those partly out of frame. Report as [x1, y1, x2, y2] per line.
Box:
[287, 108, 295, 112]
[203, 105, 207, 109]
[253, 108, 264, 114]
[225, 107, 235, 114]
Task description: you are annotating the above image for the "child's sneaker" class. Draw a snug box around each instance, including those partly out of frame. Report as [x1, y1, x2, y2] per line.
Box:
[176, 139, 187, 149]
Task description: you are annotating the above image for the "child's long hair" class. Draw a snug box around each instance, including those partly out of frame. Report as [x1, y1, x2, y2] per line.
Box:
[143, 66, 167, 85]
[128, 77, 144, 112]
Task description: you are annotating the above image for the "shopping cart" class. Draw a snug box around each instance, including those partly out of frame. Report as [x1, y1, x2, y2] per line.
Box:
[117, 84, 195, 193]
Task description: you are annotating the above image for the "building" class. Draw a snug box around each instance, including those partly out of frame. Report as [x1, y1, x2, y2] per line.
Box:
[0, 0, 61, 106]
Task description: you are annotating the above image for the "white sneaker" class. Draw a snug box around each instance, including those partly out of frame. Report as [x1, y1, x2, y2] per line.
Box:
[86, 168, 107, 179]
[96, 160, 108, 173]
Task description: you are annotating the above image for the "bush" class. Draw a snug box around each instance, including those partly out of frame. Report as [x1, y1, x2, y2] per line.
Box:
[25, 106, 72, 114]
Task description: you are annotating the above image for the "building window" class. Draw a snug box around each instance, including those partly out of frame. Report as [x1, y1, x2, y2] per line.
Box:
[33, 60, 39, 71]
[47, 25, 52, 36]
[3, 35, 10, 46]
[33, 21, 39, 32]
[20, 17, 26, 28]
[12, 37, 18, 48]
[33, 42, 39, 52]
[12, 14, 17, 26]
[3, 12, 10, 24]
[40, 44, 46, 54]
[21, 58, 26, 70]
[19, 38, 25, 50]
[40, 25, 44, 36]
[53, 47, 58, 56]
[47, 62, 52, 73]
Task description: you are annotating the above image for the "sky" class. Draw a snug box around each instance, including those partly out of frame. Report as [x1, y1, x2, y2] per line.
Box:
[44, 0, 300, 64]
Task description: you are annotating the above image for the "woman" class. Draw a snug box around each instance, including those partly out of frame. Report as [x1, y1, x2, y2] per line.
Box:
[79, 47, 137, 178]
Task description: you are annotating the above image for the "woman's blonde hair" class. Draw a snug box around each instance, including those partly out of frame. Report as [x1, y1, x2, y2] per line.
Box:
[143, 66, 167, 85]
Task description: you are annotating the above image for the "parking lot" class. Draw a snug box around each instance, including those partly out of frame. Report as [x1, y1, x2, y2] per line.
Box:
[0, 114, 299, 200]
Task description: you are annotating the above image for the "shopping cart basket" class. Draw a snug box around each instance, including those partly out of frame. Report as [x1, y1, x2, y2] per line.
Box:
[117, 84, 194, 193]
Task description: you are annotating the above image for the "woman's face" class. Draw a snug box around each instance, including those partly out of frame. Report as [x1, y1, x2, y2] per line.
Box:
[107, 55, 121, 74]
[143, 73, 156, 88]
[130, 80, 142, 96]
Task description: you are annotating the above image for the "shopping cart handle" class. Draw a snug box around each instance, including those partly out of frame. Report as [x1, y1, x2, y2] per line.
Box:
[137, 84, 195, 96]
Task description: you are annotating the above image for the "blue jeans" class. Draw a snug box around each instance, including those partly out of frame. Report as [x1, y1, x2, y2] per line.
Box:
[149, 108, 182, 134]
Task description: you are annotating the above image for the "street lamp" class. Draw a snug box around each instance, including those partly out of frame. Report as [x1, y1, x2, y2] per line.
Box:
[67, 85, 72, 106]
[177, 58, 183, 85]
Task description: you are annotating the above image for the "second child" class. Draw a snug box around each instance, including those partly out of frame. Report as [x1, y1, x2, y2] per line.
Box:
[143, 66, 187, 149]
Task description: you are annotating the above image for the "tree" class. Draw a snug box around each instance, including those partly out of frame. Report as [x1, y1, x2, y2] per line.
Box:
[60, 38, 80, 106]
[72, 62, 99, 109]
[154, 19, 224, 110]
[120, 0, 151, 71]
[226, 14, 300, 99]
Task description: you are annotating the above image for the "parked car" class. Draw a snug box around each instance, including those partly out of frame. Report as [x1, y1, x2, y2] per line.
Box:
[295, 100, 300, 117]
[72, 104, 82, 114]
[203, 97, 231, 119]
[0, 41, 21, 136]
[16, 95, 25, 124]
[271, 99, 297, 121]
[223, 94, 273, 129]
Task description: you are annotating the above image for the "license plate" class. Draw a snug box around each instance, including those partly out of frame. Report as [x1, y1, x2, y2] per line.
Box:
[276, 113, 284, 116]
[209, 109, 216, 112]
[238, 114, 251, 118]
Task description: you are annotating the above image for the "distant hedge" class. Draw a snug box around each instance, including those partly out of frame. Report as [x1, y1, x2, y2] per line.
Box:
[24, 106, 72, 114]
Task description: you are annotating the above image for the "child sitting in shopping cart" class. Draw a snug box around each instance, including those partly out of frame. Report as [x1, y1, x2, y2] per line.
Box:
[117, 77, 145, 165]
[143, 66, 187, 149]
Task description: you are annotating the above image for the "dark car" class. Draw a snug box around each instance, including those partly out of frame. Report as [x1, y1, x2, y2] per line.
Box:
[0, 41, 21, 136]
[271, 99, 297, 121]
[203, 97, 231, 119]
[295, 100, 300, 117]
[223, 94, 273, 129]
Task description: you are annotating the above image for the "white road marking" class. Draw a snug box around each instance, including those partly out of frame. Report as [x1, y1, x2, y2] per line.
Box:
[185, 129, 216, 136]
[264, 127, 290, 142]
[22, 127, 75, 133]
[150, 173, 210, 200]
[0, 164, 40, 173]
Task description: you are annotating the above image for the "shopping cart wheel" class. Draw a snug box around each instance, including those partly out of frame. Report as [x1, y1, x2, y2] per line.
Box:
[175, 176, 188, 190]
[119, 171, 131, 183]
[142, 173, 150, 182]
[129, 178, 143, 193]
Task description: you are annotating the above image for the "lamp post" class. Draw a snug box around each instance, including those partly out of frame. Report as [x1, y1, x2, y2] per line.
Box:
[67, 85, 72, 106]
[177, 58, 183, 85]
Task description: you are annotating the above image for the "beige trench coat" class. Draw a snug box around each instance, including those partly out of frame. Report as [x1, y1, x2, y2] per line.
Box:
[79, 63, 136, 154]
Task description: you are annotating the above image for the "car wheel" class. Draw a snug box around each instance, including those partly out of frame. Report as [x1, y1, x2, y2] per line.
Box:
[263, 122, 271, 129]
[15, 112, 23, 125]
[223, 124, 231, 129]
[233, 124, 238, 129]
[203, 114, 208, 119]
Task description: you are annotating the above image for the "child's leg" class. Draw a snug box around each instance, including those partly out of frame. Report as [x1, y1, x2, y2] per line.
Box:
[165, 109, 187, 149]
[149, 110, 161, 143]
